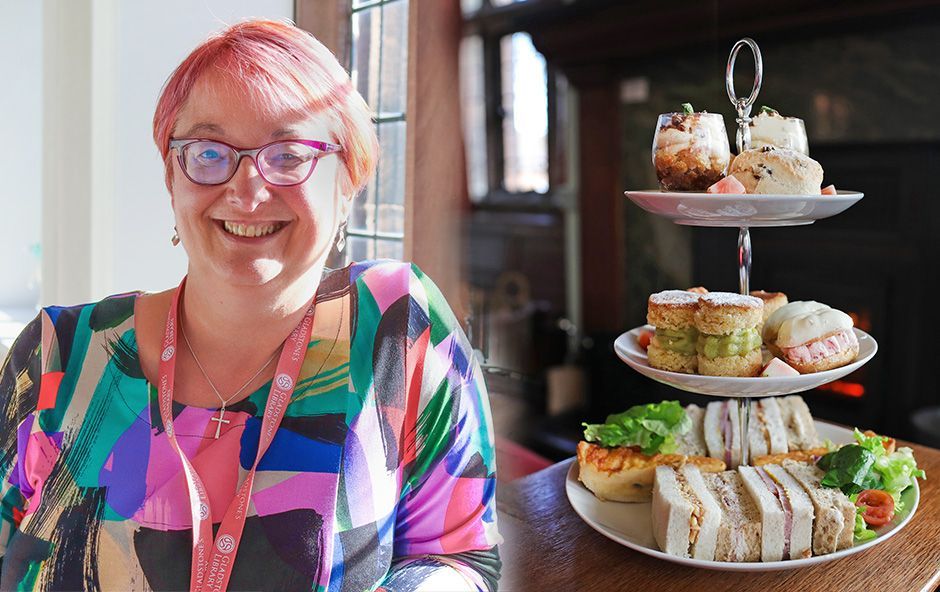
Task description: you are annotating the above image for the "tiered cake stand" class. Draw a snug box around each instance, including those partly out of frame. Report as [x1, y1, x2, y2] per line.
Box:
[622, 38, 875, 466]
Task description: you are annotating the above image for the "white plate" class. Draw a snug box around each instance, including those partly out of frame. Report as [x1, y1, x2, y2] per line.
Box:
[566, 421, 919, 572]
[614, 325, 876, 397]
[624, 190, 863, 227]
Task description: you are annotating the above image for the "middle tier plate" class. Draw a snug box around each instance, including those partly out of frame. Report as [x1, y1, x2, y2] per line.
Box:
[614, 325, 876, 397]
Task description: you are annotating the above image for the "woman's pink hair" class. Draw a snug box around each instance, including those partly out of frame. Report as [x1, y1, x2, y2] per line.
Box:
[153, 19, 378, 196]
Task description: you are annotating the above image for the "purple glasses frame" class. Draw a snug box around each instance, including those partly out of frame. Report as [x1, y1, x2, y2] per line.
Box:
[169, 138, 343, 187]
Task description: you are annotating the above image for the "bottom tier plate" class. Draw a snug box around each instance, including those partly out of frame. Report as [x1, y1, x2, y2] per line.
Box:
[565, 421, 918, 572]
[614, 325, 876, 397]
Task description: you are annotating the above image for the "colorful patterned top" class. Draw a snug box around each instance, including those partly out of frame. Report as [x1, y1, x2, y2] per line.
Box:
[0, 260, 501, 591]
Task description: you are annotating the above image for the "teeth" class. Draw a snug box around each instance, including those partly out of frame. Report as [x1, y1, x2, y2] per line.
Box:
[223, 221, 283, 237]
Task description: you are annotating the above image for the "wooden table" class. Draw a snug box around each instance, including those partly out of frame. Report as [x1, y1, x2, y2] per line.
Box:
[498, 439, 940, 592]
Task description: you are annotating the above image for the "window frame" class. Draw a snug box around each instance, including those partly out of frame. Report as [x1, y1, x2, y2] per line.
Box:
[297, 0, 470, 318]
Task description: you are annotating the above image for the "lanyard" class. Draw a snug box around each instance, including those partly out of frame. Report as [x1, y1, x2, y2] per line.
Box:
[156, 277, 316, 592]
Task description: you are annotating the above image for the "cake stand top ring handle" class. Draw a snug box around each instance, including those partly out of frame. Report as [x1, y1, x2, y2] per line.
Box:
[726, 38, 763, 154]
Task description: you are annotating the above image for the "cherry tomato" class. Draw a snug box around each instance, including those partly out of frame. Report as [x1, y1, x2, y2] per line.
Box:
[856, 489, 895, 527]
[638, 330, 653, 350]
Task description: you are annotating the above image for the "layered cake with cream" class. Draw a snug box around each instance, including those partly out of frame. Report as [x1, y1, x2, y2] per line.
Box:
[763, 301, 859, 373]
[694, 292, 764, 377]
[647, 290, 702, 374]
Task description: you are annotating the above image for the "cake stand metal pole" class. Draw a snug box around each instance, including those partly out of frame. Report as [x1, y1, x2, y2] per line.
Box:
[738, 226, 751, 295]
[727, 37, 762, 469]
[737, 225, 753, 466]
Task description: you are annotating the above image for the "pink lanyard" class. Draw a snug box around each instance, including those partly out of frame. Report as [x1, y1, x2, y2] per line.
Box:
[156, 277, 316, 592]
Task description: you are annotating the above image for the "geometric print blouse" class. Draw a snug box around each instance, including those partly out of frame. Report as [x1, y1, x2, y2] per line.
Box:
[0, 260, 501, 591]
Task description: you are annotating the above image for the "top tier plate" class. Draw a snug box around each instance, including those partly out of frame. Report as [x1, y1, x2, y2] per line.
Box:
[624, 190, 863, 227]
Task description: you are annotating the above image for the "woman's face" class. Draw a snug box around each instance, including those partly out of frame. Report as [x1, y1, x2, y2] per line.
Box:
[170, 72, 345, 289]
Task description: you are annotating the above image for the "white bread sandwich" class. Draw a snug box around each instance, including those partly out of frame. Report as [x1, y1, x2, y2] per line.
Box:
[577, 440, 724, 502]
[703, 470, 763, 562]
[782, 459, 856, 554]
[704, 400, 743, 468]
[777, 395, 822, 452]
[739, 464, 814, 561]
[675, 403, 708, 457]
[763, 301, 859, 373]
[746, 398, 789, 458]
[651, 465, 722, 560]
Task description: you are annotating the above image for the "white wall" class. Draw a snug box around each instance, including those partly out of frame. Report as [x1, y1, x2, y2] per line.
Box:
[111, 0, 294, 296]
[36, 0, 294, 308]
[0, 0, 43, 310]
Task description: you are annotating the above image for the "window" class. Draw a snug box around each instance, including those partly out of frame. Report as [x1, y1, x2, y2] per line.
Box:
[347, 0, 409, 262]
[460, 3, 567, 203]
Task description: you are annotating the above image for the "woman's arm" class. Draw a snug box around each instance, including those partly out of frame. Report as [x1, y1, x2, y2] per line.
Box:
[0, 316, 42, 574]
[379, 264, 502, 592]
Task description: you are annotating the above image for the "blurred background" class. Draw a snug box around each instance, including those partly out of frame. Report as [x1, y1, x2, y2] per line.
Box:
[2, 0, 940, 482]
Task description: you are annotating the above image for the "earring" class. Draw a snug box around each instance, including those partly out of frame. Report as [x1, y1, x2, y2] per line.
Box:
[171, 226, 180, 247]
[335, 220, 347, 252]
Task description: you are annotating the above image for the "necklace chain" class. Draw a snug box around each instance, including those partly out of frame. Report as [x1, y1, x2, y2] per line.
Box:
[180, 318, 279, 408]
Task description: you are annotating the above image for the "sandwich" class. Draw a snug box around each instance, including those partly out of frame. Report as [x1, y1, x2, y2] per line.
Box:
[702, 470, 762, 562]
[704, 400, 743, 468]
[694, 292, 764, 376]
[746, 398, 789, 458]
[776, 395, 822, 452]
[739, 464, 814, 561]
[651, 465, 722, 560]
[647, 290, 702, 374]
[763, 301, 859, 373]
[675, 403, 708, 457]
[782, 459, 855, 554]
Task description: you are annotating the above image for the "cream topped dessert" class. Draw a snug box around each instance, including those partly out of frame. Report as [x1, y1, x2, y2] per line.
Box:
[749, 106, 809, 155]
[763, 301, 859, 374]
[653, 104, 731, 191]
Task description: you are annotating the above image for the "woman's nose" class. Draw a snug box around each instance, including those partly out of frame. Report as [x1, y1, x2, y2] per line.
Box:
[225, 156, 271, 211]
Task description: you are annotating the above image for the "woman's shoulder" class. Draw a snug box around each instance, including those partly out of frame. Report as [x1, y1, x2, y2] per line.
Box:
[339, 259, 444, 310]
[39, 291, 145, 334]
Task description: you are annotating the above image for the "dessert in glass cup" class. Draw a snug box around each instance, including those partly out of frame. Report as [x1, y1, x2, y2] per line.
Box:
[749, 106, 809, 155]
[652, 104, 731, 191]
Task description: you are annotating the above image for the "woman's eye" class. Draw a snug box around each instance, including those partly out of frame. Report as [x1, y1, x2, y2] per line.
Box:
[198, 149, 222, 161]
[270, 151, 312, 168]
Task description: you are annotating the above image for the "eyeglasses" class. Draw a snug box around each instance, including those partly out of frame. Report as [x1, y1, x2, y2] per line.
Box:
[168, 138, 342, 187]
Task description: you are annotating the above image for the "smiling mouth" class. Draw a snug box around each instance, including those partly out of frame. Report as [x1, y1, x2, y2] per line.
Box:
[220, 220, 288, 238]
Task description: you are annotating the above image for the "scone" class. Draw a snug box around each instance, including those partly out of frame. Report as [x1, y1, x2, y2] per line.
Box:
[750, 290, 788, 324]
[694, 292, 763, 376]
[576, 440, 725, 503]
[729, 146, 824, 195]
[647, 290, 701, 374]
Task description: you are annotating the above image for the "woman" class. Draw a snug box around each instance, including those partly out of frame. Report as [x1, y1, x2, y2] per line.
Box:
[0, 19, 500, 591]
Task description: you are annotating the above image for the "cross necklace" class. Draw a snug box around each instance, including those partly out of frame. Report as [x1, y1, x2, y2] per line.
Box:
[180, 319, 279, 439]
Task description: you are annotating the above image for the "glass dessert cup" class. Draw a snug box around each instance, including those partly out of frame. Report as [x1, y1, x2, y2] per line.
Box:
[749, 111, 809, 155]
[652, 112, 731, 191]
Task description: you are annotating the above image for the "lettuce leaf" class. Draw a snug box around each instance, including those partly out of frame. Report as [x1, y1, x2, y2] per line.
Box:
[818, 427, 926, 541]
[817, 445, 882, 495]
[853, 505, 877, 543]
[582, 401, 691, 455]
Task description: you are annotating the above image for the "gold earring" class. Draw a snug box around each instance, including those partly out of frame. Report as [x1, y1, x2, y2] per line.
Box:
[171, 226, 180, 247]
